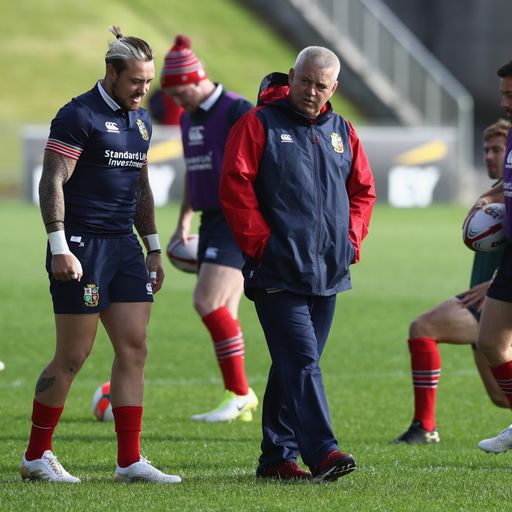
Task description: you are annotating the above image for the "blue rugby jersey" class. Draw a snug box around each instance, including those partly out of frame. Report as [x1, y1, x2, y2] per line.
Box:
[45, 82, 152, 235]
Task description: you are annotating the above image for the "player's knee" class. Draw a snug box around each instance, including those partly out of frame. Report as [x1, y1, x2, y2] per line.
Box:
[137, 343, 148, 367]
[128, 338, 148, 366]
[489, 393, 510, 408]
[193, 296, 207, 316]
[116, 335, 148, 368]
[475, 337, 491, 356]
[61, 349, 91, 379]
[475, 337, 506, 367]
[409, 315, 431, 338]
[193, 294, 220, 317]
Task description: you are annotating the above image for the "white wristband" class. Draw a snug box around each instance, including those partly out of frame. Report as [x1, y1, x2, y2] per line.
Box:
[144, 234, 161, 252]
[48, 230, 71, 255]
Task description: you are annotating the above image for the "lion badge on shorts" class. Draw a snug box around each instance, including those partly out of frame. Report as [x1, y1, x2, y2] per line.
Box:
[330, 132, 344, 153]
[136, 119, 149, 141]
[84, 284, 100, 308]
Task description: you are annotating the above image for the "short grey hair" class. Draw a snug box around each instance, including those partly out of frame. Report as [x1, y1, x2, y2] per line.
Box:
[105, 26, 154, 73]
[294, 46, 340, 80]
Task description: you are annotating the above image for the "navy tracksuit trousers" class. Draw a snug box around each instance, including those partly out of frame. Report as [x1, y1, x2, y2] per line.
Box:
[252, 289, 340, 471]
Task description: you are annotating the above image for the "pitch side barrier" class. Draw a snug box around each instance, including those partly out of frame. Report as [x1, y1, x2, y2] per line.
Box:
[23, 124, 471, 207]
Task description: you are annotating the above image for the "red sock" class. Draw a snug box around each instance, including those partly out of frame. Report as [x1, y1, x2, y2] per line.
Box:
[490, 360, 512, 408]
[408, 337, 441, 432]
[113, 406, 142, 468]
[25, 400, 64, 461]
[202, 306, 249, 396]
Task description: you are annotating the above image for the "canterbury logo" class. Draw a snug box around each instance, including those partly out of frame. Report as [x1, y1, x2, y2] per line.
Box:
[205, 247, 219, 260]
[280, 133, 293, 143]
[105, 121, 119, 133]
[189, 126, 204, 143]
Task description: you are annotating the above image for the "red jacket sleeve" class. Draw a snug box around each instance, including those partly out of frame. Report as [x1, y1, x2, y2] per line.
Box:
[220, 110, 271, 260]
[347, 123, 376, 263]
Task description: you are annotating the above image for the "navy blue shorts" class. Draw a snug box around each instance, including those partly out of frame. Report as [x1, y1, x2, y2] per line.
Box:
[487, 242, 512, 303]
[198, 210, 244, 270]
[46, 233, 153, 314]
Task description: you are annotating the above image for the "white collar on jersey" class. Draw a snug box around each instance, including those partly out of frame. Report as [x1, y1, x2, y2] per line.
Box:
[96, 80, 122, 111]
[200, 84, 223, 112]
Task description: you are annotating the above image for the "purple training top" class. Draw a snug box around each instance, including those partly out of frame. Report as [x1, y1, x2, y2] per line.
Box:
[504, 130, 512, 238]
[180, 87, 252, 211]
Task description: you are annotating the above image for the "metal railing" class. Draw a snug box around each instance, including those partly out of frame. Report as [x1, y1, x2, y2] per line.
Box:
[288, 0, 474, 178]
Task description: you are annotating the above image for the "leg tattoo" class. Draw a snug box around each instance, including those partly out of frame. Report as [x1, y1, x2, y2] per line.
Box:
[35, 373, 57, 395]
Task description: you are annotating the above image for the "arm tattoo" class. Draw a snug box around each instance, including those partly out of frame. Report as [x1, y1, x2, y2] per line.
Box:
[35, 374, 57, 395]
[39, 150, 76, 233]
[134, 165, 158, 237]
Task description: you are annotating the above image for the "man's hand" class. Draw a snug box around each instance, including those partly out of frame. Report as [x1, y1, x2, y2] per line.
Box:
[458, 281, 491, 312]
[147, 252, 165, 294]
[51, 253, 83, 282]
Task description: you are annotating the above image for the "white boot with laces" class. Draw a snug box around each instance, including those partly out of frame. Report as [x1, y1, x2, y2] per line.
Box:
[115, 456, 182, 483]
[20, 450, 80, 483]
[478, 424, 512, 453]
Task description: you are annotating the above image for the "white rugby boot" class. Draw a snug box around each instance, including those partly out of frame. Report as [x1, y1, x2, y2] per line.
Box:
[191, 388, 258, 423]
[115, 456, 181, 483]
[478, 424, 512, 453]
[20, 450, 80, 483]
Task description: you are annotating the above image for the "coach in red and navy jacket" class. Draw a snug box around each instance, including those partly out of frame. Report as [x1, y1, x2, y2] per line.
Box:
[220, 46, 375, 482]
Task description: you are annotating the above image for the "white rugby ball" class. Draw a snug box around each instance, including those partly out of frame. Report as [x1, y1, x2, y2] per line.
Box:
[167, 235, 199, 273]
[463, 203, 506, 252]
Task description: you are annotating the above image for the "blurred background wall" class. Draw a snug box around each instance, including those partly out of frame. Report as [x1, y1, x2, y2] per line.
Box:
[3, 0, 511, 207]
[381, 0, 512, 138]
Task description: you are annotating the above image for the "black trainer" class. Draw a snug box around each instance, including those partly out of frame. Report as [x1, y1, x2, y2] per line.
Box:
[391, 421, 440, 445]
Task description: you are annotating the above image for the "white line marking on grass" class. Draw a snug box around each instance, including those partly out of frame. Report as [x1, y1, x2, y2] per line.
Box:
[0, 369, 480, 389]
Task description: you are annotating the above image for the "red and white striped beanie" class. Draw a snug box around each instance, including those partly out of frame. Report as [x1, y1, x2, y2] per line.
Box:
[161, 35, 207, 87]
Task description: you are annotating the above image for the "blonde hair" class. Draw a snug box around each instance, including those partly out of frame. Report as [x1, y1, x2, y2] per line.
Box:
[105, 26, 153, 72]
[483, 119, 511, 141]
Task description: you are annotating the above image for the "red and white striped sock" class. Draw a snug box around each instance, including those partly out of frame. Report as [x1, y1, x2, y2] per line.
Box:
[202, 306, 249, 396]
[408, 337, 441, 432]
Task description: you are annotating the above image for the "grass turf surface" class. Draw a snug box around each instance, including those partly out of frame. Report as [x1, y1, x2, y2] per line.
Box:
[1, 201, 511, 511]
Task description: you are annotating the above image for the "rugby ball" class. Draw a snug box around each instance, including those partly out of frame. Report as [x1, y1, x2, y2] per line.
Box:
[463, 203, 506, 252]
[167, 235, 199, 273]
[92, 381, 113, 421]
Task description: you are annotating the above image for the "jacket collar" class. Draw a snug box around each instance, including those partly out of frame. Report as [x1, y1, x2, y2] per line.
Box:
[257, 72, 332, 123]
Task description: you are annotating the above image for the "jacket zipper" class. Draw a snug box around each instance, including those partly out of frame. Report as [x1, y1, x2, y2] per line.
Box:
[310, 124, 322, 294]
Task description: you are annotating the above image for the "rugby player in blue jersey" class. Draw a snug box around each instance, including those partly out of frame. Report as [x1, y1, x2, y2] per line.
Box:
[20, 26, 181, 484]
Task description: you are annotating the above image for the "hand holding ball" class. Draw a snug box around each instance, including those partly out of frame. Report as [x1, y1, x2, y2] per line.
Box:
[166, 235, 199, 273]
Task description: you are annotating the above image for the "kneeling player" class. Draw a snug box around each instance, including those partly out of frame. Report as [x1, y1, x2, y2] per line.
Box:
[392, 119, 510, 444]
